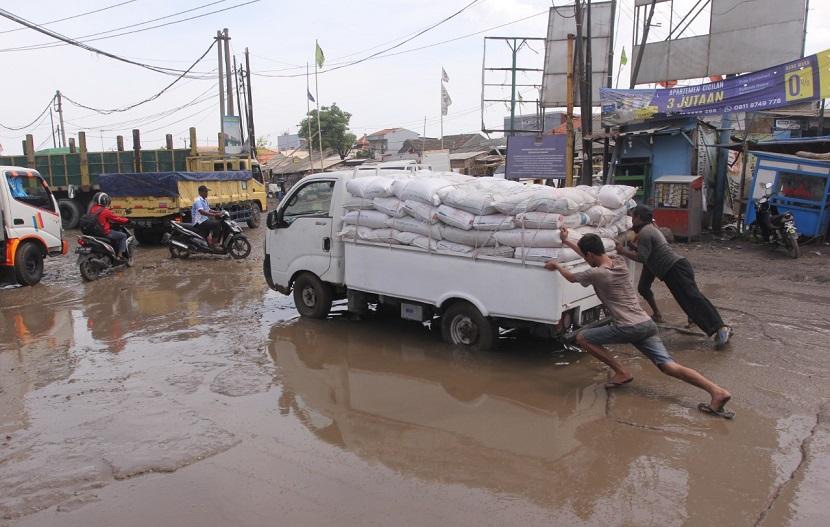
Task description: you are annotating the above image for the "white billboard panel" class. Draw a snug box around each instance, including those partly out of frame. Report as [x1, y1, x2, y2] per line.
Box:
[632, 0, 807, 84]
[541, 2, 614, 107]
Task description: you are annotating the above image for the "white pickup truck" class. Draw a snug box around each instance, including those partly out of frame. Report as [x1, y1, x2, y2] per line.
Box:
[1, 166, 66, 286]
[263, 170, 610, 350]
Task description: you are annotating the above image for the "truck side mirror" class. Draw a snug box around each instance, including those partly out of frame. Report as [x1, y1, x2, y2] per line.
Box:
[267, 208, 287, 229]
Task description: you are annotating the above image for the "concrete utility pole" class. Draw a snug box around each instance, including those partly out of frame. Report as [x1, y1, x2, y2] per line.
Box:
[565, 34, 576, 187]
[216, 30, 226, 138]
[245, 48, 256, 157]
[55, 90, 66, 148]
[223, 28, 234, 116]
[581, 0, 594, 184]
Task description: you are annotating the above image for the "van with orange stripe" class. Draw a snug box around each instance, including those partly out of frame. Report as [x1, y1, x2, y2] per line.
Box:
[1, 166, 67, 286]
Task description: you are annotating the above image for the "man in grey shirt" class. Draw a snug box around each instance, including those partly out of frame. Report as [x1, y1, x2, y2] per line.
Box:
[546, 230, 734, 418]
[616, 205, 732, 348]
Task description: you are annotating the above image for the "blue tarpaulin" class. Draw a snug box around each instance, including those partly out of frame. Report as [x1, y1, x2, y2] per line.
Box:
[99, 171, 252, 197]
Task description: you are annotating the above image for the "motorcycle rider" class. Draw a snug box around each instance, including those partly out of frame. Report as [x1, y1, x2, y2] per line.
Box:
[191, 185, 223, 246]
[89, 193, 130, 260]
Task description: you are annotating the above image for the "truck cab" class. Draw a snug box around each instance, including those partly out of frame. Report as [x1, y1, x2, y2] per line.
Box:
[1, 166, 66, 285]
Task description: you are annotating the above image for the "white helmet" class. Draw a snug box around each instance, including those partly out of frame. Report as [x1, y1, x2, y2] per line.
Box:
[96, 192, 111, 207]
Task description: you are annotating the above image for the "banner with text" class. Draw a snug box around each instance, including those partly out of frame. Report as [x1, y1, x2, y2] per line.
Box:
[601, 48, 830, 127]
[505, 135, 566, 180]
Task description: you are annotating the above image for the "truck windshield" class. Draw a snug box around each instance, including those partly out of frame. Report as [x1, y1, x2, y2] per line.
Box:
[283, 180, 333, 221]
[5, 171, 55, 212]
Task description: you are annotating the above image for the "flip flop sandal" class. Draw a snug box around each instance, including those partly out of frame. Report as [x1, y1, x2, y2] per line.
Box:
[698, 403, 735, 420]
[604, 378, 633, 389]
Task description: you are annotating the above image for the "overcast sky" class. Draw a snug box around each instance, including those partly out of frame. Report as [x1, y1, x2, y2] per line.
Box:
[1, 0, 828, 155]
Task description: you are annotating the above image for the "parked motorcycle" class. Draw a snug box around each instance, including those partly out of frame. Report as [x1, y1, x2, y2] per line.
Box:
[165, 210, 251, 259]
[76, 225, 138, 281]
[752, 182, 800, 259]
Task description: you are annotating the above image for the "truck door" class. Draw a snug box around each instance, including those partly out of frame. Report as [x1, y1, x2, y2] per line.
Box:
[2, 170, 62, 249]
[268, 179, 335, 285]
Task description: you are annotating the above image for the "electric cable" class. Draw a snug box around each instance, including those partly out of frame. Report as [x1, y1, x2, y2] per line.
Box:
[253, 9, 547, 77]
[0, 96, 54, 131]
[0, 0, 137, 34]
[1, 0, 246, 54]
[61, 40, 216, 114]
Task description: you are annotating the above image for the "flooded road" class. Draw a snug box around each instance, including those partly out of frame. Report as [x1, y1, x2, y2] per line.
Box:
[2, 223, 829, 526]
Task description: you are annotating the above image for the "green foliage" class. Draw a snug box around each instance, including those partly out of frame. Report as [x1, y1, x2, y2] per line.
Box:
[298, 103, 357, 160]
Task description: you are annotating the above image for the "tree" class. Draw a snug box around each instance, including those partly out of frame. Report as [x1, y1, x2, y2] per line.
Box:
[256, 135, 272, 149]
[298, 103, 357, 160]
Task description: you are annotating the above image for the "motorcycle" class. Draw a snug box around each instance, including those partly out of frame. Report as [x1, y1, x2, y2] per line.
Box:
[76, 225, 138, 281]
[752, 182, 800, 259]
[164, 210, 251, 260]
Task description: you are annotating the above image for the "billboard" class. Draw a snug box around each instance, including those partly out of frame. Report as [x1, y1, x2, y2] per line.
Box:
[601, 48, 830, 126]
[633, 0, 807, 84]
[222, 115, 243, 155]
[505, 135, 567, 180]
[541, 1, 614, 108]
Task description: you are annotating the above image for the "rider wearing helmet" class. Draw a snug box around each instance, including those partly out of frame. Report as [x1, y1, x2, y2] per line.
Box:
[89, 193, 130, 259]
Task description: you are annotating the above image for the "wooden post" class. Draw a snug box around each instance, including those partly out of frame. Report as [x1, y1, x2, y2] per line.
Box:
[68, 137, 76, 153]
[25, 135, 35, 168]
[218, 132, 226, 157]
[132, 129, 142, 172]
[565, 34, 576, 187]
[189, 127, 198, 156]
[165, 134, 174, 150]
[78, 131, 89, 187]
[116, 135, 124, 151]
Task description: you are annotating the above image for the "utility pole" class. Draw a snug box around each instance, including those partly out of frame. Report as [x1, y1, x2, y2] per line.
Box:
[630, 0, 657, 88]
[508, 38, 520, 136]
[603, 0, 617, 180]
[216, 30, 226, 139]
[223, 28, 234, 116]
[581, 0, 594, 184]
[244, 48, 256, 157]
[55, 90, 66, 148]
[565, 34, 576, 187]
[49, 108, 56, 148]
[233, 55, 244, 143]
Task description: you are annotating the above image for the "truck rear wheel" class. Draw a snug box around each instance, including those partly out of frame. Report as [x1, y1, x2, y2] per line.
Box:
[14, 242, 44, 286]
[247, 203, 262, 228]
[134, 228, 164, 245]
[293, 273, 332, 319]
[58, 199, 82, 230]
[441, 301, 498, 351]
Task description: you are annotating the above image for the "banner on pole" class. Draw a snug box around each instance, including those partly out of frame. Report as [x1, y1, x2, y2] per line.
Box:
[601, 48, 830, 127]
[505, 135, 567, 180]
[441, 84, 452, 116]
[222, 115, 243, 155]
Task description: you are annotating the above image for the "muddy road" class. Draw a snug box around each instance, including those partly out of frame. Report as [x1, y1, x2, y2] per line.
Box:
[2, 223, 829, 526]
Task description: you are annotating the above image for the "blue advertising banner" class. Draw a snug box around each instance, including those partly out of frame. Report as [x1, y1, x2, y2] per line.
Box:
[505, 135, 567, 180]
[601, 48, 830, 127]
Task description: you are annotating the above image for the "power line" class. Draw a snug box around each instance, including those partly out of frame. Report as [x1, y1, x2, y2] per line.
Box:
[0, 96, 54, 131]
[1, 0, 243, 54]
[0, 0, 137, 34]
[0, 7, 193, 76]
[61, 40, 217, 114]
[253, 9, 547, 77]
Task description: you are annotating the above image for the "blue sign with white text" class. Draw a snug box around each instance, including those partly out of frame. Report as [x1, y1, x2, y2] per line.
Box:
[505, 135, 567, 180]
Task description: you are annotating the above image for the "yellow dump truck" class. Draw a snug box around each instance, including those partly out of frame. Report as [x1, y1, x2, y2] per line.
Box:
[100, 169, 267, 243]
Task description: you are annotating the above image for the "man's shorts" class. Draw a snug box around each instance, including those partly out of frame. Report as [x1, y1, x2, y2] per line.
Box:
[580, 320, 674, 365]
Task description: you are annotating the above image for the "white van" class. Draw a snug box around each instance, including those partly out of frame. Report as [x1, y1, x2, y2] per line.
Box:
[263, 170, 608, 350]
[1, 166, 66, 285]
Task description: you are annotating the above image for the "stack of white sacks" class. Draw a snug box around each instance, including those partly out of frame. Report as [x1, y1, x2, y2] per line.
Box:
[339, 172, 637, 263]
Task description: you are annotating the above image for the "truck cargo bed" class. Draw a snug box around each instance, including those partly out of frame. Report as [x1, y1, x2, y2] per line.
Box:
[344, 241, 601, 325]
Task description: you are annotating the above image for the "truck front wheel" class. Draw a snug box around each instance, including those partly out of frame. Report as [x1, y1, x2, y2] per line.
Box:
[441, 301, 498, 351]
[293, 273, 333, 319]
[14, 242, 44, 286]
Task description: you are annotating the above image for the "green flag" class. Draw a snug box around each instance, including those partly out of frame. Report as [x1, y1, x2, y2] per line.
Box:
[620, 46, 628, 66]
[315, 40, 325, 68]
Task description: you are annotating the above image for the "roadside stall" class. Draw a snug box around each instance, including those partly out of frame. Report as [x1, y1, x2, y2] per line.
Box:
[744, 151, 830, 239]
[651, 175, 704, 239]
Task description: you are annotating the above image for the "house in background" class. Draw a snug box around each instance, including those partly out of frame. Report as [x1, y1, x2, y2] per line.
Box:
[277, 132, 304, 151]
[398, 133, 487, 158]
[366, 128, 419, 160]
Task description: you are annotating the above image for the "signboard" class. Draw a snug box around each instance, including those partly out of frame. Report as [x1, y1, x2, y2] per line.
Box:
[222, 115, 243, 155]
[541, 1, 613, 107]
[775, 119, 801, 130]
[633, 0, 807, 84]
[505, 135, 566, 180]
[601, 48, 830, 127]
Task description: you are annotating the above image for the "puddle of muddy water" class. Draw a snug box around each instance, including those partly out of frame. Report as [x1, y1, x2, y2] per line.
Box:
[2, 225, 828, 526]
